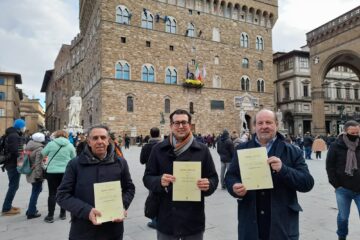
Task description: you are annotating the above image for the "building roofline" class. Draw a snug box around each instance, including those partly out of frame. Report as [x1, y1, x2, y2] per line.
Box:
[273, 50, 309, 62]
[0, 71, 22, 84]
[40, 69, 54, 92]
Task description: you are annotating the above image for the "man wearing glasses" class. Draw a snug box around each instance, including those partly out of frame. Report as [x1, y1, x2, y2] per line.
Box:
[143, 109, 219, 240]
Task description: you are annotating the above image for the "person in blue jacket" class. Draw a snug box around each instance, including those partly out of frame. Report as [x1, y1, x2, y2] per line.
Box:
[225, 109, 314, 240]
[56, 125, 135, 240]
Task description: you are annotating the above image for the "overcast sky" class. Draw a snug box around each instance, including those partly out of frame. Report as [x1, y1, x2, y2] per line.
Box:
[0, 0, 359, 107]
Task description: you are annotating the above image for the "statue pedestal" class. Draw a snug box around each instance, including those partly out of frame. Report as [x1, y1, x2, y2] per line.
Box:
[278, 129, 288, 137]
[65, 126, 84, 134]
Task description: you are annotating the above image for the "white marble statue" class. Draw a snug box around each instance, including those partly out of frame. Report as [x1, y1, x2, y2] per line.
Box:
[68, 91, 82, 127]
[240, 108, 248, 132]
[276, 109, 284, 130]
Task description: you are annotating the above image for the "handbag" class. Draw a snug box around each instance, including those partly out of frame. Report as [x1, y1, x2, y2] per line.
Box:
[43, 145, 63, 175]
[144, 191, 161, 219]
[17, 150, 33, 174]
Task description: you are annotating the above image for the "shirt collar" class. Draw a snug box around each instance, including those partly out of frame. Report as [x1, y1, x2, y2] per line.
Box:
[255, 135, 278, 153]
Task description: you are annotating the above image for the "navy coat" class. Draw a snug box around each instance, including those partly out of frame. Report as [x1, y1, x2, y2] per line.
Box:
[143, 138, 218, 237]
[225, 133, 314, 240]
[56, 145, 135, 240]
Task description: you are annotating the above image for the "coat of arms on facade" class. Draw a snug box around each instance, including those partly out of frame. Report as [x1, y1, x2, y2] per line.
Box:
[234, 93, 259, 111]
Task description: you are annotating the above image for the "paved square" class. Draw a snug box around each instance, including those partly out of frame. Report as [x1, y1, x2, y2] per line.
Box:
[0, 147, 359, 239]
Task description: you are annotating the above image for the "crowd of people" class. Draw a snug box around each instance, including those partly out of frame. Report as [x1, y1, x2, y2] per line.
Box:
[0, 109, 359, 240]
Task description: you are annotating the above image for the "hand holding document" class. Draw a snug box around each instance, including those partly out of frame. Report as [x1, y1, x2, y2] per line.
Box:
[173, 161, 201, 202]
[94, 181, 124, 224]
[237, 147, 273, 190]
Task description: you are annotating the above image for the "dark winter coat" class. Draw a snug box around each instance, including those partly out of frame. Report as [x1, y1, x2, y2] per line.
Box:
[326, 134, 360, 192]
[143, 138, 218, 237]
[4, 127, 25, 170]
[303, 135, 313, 147]
[217, 131, 235, 163]
[225, 132, 314, 240]
[56, 145, 135, 240]
[140, 138, 161, 165]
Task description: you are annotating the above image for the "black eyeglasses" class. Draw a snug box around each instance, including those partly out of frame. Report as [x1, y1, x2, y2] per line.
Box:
[171, 121, 190, 127]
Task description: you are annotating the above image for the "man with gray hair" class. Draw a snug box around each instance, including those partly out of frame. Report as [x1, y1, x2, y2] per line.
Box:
[326, 120, 360, 240]
[57, 125, 135, 240]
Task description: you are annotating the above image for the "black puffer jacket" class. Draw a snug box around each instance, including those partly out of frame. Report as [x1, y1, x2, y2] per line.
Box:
[56, 145, 135, 240]
[4, 127, 25, 170]
[326, 134, 360, 192]
[217, 130, 235, 163]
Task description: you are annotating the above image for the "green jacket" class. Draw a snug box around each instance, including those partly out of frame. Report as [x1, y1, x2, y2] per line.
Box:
[41, 137, 76, 173]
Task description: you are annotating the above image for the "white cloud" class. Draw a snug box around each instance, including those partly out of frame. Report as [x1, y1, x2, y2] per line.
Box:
[0, 0, 79, 104]
[0, 0, 358, 107]
[273, 0, 360, 51]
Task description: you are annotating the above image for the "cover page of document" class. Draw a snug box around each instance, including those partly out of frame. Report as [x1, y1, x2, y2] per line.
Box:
[173, 161, 201, 202]
[94, 180, 124, 223]
[237, 147, 273, 190]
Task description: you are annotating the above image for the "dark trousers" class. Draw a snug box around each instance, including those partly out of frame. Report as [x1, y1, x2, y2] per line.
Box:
[46, 173, 65, 217]
[2, 167, 21, 212]
[27, 181, 43, 215]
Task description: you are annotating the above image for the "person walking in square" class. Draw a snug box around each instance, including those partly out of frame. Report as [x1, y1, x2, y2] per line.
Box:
[25, 132, 46, 219]
[312, 135, 327, 160]
[326, 120, 360, 240]
[217, 129, 234, 189]
[1, 119, 26, 216]
[41, 130, 76, 223]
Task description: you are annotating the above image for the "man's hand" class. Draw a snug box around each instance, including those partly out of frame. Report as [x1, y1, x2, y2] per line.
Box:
[89, 208, 102, 225]
[113, 210, 127, 223]
[197, 178, 210, 191]
[161, 174, 175, 187]
[267, 156, 282, 173]
[233, 183, 247, 197]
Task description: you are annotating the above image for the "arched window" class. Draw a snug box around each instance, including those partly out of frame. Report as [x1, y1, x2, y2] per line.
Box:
[165, 99, 170, 113]
[115, 61, 130, 80]
[256, 36, 264, 50]
[141, 10, 153, 29]
[242, 58, 249, 68]
[127, 96, 134, 112]
[240, 32, 249, 48]
[257, 60, 264, 70]
[241, 76, 250, 91]
[165, 67, 177, 84]
[0, 91, 5, 100]
[142, 65, 155, 82]
[165, 17, 176, 33]
[214, 56, 219, 65]
[116, 5, 130, 24]
[187, 23, 195, 37]
[257, 79, 265, 92]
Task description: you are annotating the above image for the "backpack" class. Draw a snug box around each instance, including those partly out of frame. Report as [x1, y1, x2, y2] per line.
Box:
[0, 135, 8, 166]
[16, 150, 32, 174]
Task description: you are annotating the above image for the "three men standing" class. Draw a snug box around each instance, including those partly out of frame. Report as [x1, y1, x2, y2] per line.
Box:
[143, 109, 218, 240]
[225, 109, 314, 240]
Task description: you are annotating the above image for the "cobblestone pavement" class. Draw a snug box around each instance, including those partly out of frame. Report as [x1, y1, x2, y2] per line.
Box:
[0, 147, 359, 240]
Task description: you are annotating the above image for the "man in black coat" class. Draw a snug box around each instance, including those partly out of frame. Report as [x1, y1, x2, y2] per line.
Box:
[140, 127, 162, 165]
[56, 125, 135, 240]
[143, 109, 218, 240]
[1, 119, 26, 216]
[326, 120, 360, 240]
[217, 129, 234, 189]
[140, 127, 162, 229]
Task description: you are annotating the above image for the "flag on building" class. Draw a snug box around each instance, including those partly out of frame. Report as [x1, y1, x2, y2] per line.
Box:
[202, 64, 206, 80]
[195, 63, 202, 81]
[186, 63, 190, 79]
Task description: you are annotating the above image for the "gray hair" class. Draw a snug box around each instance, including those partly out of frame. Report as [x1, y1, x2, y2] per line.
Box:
[344, 120, 360, 132]
[87, 124, 111, 137]
[253, 109, 278, 124]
